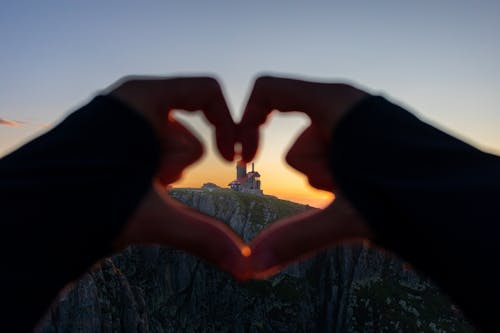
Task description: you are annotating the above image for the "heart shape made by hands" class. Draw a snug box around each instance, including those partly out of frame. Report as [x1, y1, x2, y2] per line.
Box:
[112, 75, 373, 281]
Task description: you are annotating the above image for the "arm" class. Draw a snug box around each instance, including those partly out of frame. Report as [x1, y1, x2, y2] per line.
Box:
[0, 77, 248, 331]
[330, 96, 500, 332]
[0, 95, 160, 331]
[240, 76, 498, 332]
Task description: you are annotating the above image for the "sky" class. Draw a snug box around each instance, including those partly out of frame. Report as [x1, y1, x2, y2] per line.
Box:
[1, 1, 499, 207]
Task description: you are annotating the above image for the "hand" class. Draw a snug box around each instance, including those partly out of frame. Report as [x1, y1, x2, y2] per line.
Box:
[116, 184, 252, 281]
[249, 195, 372, 278]
[109, 76, 251, 280]
[238, 75, 373, 278]
[110, 76, 236, 164]
[239, 76, 368, 191]
[239, 76, 368, 160]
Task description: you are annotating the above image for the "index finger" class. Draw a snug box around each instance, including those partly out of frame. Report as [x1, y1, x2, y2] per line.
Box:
[111, 76, 236, 161]
[163, 77, 236, 161]
[249, 196, 372, 279]
[239, 76, 367, 162]
[238, 76, 330, 162]
[156, 119, 204, 185]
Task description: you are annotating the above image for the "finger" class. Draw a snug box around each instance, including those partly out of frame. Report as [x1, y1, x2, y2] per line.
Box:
[159, 194, 252, 281]
[249, 196, 372, 279]
[239, 76, 329, 161]
[111, 76, 237, 161]
[236, 123, 259, 163]
[238, 76, 368, 161]
[156, 119, 204, 185]
[116, 186, 252, 281]
[241, 76, 327, 124]
[285, 126, 335, 191]
[162, 78, 236, 161]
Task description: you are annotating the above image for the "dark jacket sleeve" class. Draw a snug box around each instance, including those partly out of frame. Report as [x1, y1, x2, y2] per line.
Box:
[330, 96, 500, 332]
[0, 95, 160, 332]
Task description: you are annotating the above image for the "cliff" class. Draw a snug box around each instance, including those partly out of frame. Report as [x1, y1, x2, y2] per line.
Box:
[38, 188, 476, 332]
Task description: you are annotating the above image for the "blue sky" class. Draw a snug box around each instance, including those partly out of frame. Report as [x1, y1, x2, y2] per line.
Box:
[1, 1, 499, 205]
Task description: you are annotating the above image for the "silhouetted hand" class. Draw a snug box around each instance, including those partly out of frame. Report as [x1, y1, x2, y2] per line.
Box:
[117, 184, 252, 281]
[238, 75, 373, 278]
[249, 195, 372, 278]
[110, 77, 251, 280]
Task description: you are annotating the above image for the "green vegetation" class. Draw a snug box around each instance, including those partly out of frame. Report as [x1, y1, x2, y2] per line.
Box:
[169, 187, 312, 227]
[41, 187, 477, 332]
[350, 277, 476, 332]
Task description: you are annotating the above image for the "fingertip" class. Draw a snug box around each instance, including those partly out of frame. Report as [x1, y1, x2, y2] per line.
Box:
[190, 134, 205, 162]
[307, 176, 335, 192]
[216, 128, 236, 161]
[220, 146, 235, 162]
[304, 164, 335, 192]
[284, 149, 299, 171]
[241, 150, 255, 164]
[237, 127, 259, 163]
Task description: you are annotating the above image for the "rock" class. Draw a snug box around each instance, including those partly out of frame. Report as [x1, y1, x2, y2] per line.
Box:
[38, 188, 476, 332]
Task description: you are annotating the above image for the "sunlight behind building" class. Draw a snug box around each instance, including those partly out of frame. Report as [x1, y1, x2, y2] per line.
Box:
[171, 111, 335, 208]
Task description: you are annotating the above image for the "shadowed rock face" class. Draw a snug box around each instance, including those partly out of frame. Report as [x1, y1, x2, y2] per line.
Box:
[39, 189, 476, 332]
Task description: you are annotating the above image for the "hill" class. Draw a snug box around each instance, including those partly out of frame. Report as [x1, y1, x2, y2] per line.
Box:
[39, 189, 476, 332]
[170, 188, 314, 241]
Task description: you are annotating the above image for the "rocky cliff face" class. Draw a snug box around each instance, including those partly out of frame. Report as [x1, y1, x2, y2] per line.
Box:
[39, 188, 476, 332]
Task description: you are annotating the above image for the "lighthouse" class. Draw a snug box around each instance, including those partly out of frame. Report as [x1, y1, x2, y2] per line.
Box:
[228, 162, 263, 195]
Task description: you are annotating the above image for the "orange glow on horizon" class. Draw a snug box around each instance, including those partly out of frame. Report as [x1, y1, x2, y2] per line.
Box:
[171, 111, 334, 208]
[172, 157, 335, 208]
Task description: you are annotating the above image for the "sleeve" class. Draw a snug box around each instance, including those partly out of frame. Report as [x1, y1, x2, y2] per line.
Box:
[330, 96, 500, 332]
[0, 95, 160, 331]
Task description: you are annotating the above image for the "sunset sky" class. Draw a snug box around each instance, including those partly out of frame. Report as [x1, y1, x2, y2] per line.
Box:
[1, 1, 499, 207]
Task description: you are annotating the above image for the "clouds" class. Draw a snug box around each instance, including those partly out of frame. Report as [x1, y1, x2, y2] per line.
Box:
[0, 117, 24, 127]
[0, 117, 52, 130]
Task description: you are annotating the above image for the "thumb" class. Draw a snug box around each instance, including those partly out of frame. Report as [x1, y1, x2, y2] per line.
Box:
[249, 195, 372, 279]
[156, 118, 204, 185]
[115, 186, 252, 280]
[286, 125, 335, 192]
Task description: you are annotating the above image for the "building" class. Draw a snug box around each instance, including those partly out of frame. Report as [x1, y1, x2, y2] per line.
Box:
[228, 162, 263, 195]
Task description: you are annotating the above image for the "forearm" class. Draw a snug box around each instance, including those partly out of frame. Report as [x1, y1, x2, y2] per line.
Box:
[330, 96, 500, 331]
[0, 95, 160, 331]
